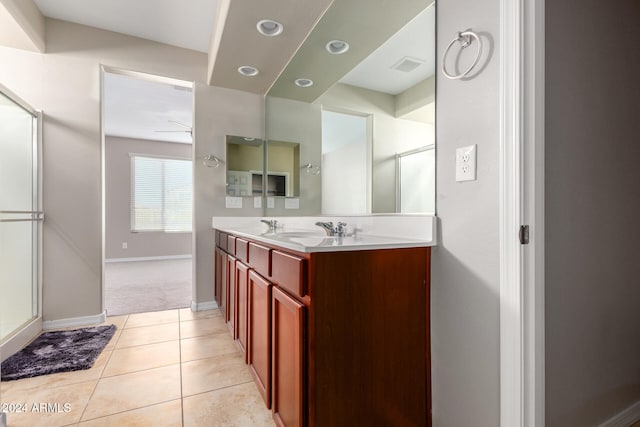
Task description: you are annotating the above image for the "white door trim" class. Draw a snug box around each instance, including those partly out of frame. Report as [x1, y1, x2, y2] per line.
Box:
[499, 0, 545, 426]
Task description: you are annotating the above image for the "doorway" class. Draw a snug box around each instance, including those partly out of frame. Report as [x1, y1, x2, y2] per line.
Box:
[101, 68, 194, 316]
[321, 109, 371, 215]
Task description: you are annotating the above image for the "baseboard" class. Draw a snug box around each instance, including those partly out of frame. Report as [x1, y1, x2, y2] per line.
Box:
[599, 400, 640, 427]
[190, 300, 218, 311]
[42, 311, 107, 331]
[0, 317, 42, 362]
[105, 254, 192, 263]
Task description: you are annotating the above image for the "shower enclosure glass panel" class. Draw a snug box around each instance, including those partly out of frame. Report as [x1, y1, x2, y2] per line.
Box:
[0, 89, 40, 345]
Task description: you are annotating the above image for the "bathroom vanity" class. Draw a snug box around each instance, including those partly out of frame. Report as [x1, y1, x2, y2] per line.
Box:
[213, 219, 434, 426]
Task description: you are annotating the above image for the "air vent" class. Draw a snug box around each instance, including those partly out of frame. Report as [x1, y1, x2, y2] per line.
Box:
[391, 57, 425, 73]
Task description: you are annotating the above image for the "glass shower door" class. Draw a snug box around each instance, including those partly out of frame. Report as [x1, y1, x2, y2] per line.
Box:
[0, 88, 41, 348]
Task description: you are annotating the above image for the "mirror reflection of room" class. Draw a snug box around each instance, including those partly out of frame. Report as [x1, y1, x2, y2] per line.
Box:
[265, 0, 436, 216]
[266, 140, 300, 197]
[225, 135, 263, 196]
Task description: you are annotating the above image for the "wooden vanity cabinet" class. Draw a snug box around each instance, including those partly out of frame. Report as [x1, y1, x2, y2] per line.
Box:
[272, 286, 305, 427]
[214, 247, 223, 309]
[226, 254, 237, 337]
[248, 270, 273, 408]
[214, 230, 431, 427]
[235, 261, 249, 357]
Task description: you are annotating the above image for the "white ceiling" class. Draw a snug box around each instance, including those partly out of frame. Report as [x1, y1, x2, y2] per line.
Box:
[32, 0, 435, 141]
[103, 72, 193, 144]
[34, 0, 217, 52]
[340, 4, 436, 95]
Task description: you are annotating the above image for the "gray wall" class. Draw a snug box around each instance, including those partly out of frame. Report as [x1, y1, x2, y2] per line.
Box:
[545, 0, 640, 425]
[193, 83, 264, 304]
[265, 96, 323, 216]
[0, 18, 264, 321]
[431, 0, 501, 425]
[105, 136, 192, 260]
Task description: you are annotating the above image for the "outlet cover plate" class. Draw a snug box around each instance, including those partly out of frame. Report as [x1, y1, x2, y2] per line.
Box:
[225, 196, 242, 209]
[456, 144, 477, 182]
[253, 197, 262, 209]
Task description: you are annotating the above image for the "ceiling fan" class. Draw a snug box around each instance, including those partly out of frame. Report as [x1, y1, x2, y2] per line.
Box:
[155, 120, 192, 136]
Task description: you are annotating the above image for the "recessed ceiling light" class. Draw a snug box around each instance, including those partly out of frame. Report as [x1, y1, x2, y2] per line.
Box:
[257, 19, 284, 37]
[294, 78, 314, 88]
[238, 66, 259, 77]
[326, 40, 350, 55]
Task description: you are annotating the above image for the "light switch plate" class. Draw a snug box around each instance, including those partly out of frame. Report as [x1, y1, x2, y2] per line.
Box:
[225, 196, 242, 209]
[456, 144, 477, 182]
[253, 197, 262, 208]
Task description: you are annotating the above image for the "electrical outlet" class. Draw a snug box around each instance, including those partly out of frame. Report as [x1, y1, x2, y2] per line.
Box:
[122, 242, 128, 249]
[225, 196, 242, 209]
[456, 144, 477, 182]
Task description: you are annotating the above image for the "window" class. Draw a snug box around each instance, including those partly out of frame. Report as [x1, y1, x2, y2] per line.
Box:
[131, 155, 192, 232]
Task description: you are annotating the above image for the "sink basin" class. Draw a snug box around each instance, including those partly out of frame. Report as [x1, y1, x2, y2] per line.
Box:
[262, 230, 325, 238]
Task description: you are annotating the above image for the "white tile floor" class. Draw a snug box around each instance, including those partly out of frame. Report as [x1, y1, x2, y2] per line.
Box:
[0, 308, 275, 427]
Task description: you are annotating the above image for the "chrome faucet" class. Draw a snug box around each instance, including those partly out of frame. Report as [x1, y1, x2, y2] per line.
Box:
[260, 219, 278, 232]
[314, 221, 347, 237]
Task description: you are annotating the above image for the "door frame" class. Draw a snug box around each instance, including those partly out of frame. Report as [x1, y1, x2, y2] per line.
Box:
[319, 106, 373, 214]
[499, 0, 545, 426]
[99, 65, 195, 315]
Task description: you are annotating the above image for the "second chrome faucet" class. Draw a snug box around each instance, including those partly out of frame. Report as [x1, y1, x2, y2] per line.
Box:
[260, 219, 278, 232]
[314, 221, 347, 237]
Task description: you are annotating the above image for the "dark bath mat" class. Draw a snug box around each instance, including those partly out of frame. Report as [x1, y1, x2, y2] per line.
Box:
[1, 324, 116, 381]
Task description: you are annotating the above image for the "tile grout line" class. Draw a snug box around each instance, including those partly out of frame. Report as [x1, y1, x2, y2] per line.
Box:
[99, 309, 184, 423]
[182, 380, 255, 400]
[76, 398, 182, 424]
[178, 311, 186, 427]
[77, 314, 128, 423]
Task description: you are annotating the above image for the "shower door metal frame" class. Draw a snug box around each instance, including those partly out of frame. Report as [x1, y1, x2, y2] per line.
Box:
[0, 84, 44, 396]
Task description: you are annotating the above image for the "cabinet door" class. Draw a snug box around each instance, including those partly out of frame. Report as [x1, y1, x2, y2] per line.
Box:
[235, 261, 249, 357]
[248, 270, 272, 408]
[220, 249, 228, 321]
[214, 248, 222, 308]
[226, 254, 237, 337]
[272, 287, 305, 427]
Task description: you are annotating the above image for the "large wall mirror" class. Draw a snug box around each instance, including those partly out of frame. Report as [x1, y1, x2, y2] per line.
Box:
[265, 0, 436, 216]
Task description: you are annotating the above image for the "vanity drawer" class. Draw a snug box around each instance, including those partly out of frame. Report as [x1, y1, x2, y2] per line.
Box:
[227, 235, 237, 255]
[271, 250, 306, 298]
[236, 238, 249, 263]
[218, 231, 228, 251]
[249, 242, 271, 279]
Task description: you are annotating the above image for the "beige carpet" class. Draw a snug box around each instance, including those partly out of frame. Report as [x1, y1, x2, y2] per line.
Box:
[104, 258, 192, 316]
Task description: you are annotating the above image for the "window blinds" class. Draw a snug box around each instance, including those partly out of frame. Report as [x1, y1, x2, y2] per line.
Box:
[131, 155, 192, 232]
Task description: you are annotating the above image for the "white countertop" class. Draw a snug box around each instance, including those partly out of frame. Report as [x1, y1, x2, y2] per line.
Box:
[212, 216, 437, 253]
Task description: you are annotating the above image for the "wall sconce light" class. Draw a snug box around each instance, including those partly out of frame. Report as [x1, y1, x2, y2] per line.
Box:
[301, 162, 320, 175]
[202, 154, 223, 168]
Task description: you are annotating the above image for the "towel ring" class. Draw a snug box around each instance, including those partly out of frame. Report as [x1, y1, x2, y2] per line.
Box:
[442, 30, 483, 80]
